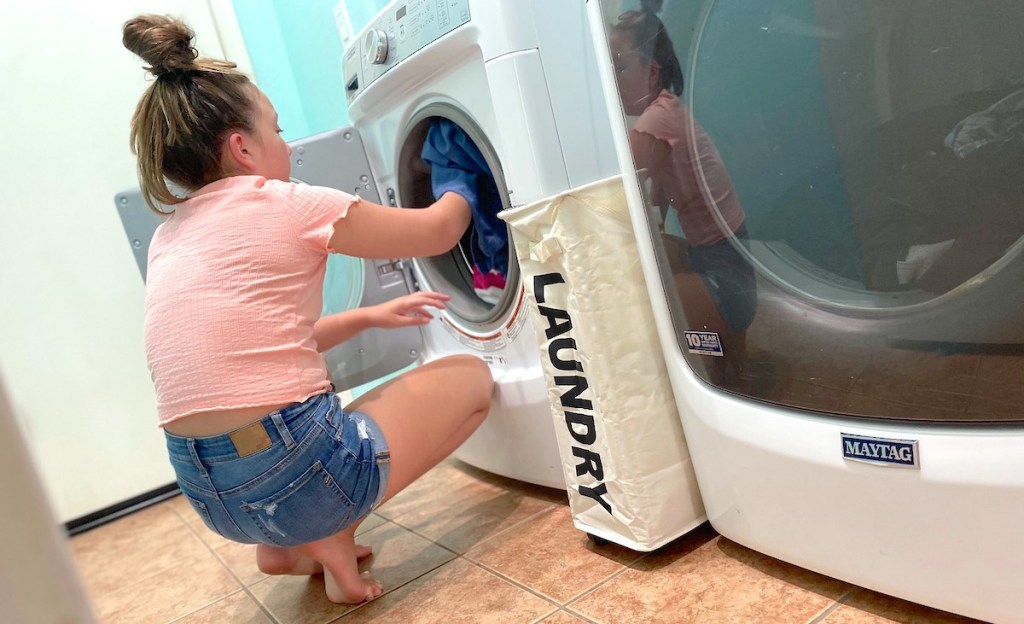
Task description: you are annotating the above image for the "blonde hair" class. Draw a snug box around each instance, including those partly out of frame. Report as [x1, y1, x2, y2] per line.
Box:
[123, 15, 255, 214]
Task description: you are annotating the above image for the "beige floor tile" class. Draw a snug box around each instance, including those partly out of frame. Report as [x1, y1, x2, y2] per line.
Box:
[467, 505, 642, 604]
[93, 554, 242, 624]
[363, 519, 458, 575]
[170, 590, 273, 623]
[356, 513, 388, 536]
[71, 503, 213, 598]
[249, 574, 357, 624]
[377, 459, 563, 553]
[249, 521, 455, 624]
[337, 558, 556, 624]
[569, 524, 849, 624]
[538, 612, 594, 624]
[215, 541, 269, 587]
[818, 589, 990, 624]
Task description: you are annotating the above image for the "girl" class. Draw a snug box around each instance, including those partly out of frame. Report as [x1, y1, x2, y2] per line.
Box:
[610, 9, 758, 385]
[123, 15, 494, 604]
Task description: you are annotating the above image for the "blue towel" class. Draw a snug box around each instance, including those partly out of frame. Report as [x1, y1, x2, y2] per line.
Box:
[420, 119, 508, 277]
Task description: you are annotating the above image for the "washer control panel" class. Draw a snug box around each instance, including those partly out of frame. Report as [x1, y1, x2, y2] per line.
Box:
[344, 0, 471, 102]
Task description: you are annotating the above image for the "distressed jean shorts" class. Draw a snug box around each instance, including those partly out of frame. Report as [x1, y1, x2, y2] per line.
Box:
[164, 392, 390, 547]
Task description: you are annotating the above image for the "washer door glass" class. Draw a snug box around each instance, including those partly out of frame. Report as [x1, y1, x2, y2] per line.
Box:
[600, 0, 1024, 423]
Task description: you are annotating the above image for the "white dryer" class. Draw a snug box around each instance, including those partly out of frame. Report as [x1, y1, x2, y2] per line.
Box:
[585, 1, 1024, 622]
[324, 0, 622, 489]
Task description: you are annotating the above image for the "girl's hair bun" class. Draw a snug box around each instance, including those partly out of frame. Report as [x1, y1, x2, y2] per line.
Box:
[122, 14, 198, 77]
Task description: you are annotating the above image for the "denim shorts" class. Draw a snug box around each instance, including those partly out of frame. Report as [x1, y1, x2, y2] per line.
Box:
[688, 226, 758, 333]
[165, 392, 390, 547]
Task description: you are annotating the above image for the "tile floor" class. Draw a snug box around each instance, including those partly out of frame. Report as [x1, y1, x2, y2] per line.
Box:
[71, 459, 987, 624]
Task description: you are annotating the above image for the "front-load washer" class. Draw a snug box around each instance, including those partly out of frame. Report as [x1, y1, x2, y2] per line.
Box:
[331, 0, 624, 489]
[586, 1, 1024, 621]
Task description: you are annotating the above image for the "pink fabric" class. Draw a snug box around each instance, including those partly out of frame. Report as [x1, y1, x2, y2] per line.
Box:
[144, 176, 358, 426]
[632, 90, 745, 246]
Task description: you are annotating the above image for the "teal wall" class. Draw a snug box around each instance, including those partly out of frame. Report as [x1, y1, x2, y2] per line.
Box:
[232, 0, 390, 141]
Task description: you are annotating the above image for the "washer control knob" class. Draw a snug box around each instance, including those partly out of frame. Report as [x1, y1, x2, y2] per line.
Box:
[364, 29, 390, 65]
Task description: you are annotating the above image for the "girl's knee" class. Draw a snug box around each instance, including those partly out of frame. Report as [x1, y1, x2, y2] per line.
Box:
[439, 355, 494, 408]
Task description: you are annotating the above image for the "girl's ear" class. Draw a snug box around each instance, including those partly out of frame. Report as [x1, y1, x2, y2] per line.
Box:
[223, 131, 256, 173]
[648, 60, 662, 92]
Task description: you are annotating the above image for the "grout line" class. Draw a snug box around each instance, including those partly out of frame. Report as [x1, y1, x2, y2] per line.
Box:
[528, 605, 563, 624]
[328, 520, 467, 622]
[171, 505, 281, 624]
[328, 557, 461, 622]
[383, 500, 562, 557]
[458, 557, 562, 609]
[805, 587, 858, 624]
[83, 504, 219, 610]
[560, 563, 635, 609]
[559, 606, 603, 624]
[381, 504, 647, 613]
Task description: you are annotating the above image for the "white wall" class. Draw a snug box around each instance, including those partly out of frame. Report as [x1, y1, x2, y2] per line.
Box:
[0, 0, 252, 522]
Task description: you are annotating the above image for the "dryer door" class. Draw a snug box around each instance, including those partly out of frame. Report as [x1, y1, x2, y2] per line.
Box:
[586, 2, 1024, 424]
[115, 126, 424, 394]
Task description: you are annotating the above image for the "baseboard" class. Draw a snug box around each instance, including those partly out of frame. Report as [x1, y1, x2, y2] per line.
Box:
[65, 483, 180, 536]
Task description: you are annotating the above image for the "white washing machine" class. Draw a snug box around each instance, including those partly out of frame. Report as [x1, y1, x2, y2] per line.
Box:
[585, 1, 1024, 622]
[321, 0, 622, 489]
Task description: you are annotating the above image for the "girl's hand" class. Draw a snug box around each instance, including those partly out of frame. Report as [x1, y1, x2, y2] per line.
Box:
[369, 291, 450, 329]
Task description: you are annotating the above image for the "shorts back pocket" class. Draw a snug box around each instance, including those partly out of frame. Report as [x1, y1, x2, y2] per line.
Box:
[241, 460, 355, 547]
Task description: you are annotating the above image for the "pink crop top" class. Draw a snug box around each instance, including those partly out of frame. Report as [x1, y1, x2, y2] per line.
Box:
[632, 90, 745, 246]
[144, 176, 359, 426]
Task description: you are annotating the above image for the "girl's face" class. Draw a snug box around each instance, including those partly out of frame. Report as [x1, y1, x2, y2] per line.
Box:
[610, 29, 657, 116]
[246, 88, 292, 182]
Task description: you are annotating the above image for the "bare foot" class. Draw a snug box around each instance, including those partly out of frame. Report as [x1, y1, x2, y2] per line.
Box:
[298, 529, 383, 604]
[257, 543, 372, 577]
[256, 545, 324, 575]
[324, 568, 383, 604]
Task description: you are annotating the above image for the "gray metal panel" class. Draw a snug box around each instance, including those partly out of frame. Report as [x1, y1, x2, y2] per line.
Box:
[289, 127, 382, 203]
[114, 188, 165, 282]
[114, 126, 423, 393]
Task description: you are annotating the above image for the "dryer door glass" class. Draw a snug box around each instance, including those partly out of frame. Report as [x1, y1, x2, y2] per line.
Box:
[598, 1, 1024, 424]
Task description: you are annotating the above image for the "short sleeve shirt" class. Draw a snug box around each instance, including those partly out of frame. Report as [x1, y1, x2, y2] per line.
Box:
[632, 90, 745, 246]
[144, 176, 359, 426]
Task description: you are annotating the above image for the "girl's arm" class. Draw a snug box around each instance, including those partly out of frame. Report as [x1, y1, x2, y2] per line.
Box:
[328, 192, 471, 259]
[313, 291, 451, 352]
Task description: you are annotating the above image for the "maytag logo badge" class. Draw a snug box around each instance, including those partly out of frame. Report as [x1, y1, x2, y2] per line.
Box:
[841, 433, 919, 469]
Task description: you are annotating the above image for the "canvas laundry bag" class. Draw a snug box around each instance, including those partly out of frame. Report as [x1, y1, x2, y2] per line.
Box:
[499, 174, 705, 551]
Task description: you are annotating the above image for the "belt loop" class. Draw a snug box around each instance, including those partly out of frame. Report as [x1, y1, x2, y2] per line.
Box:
[326, 393, 338, 427]
[187, 439, 213, 486]
[271, 412, 296, 450]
